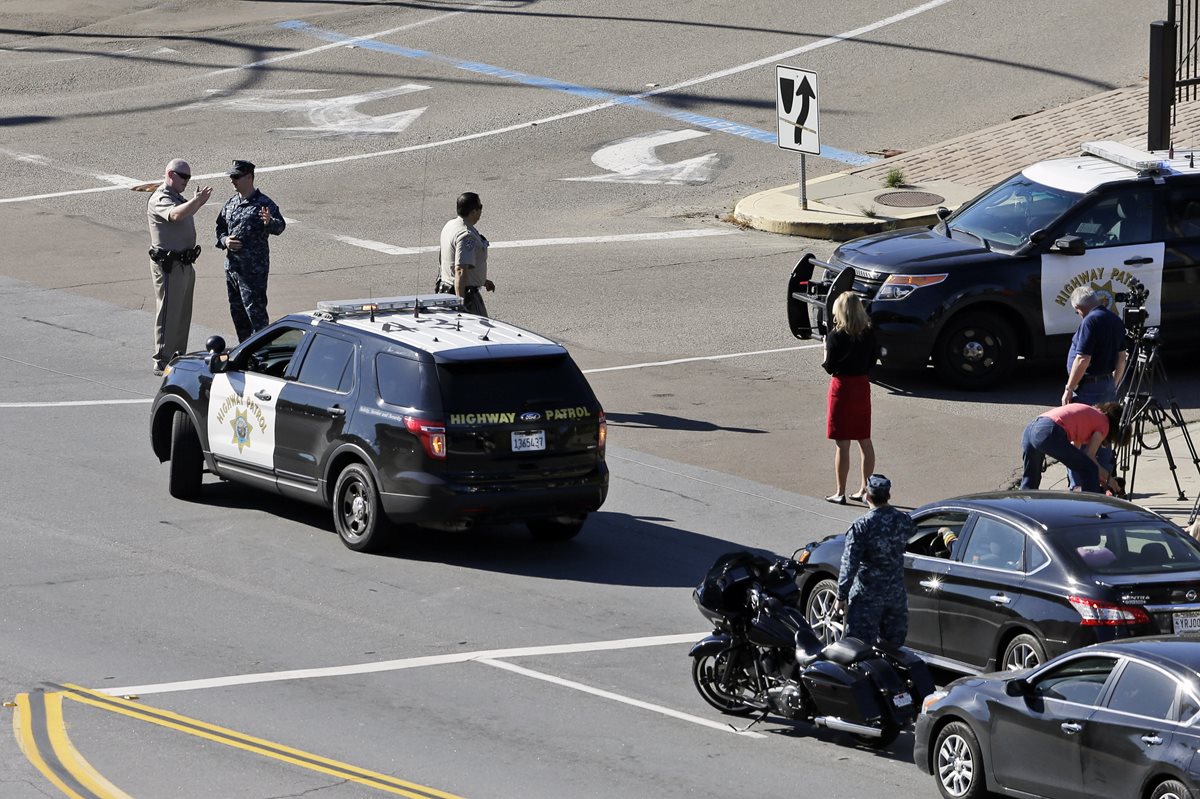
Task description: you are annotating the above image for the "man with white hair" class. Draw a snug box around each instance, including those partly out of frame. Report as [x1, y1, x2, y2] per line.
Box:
[1062, 285, 1127, 407]
[147, 158, 212, 375]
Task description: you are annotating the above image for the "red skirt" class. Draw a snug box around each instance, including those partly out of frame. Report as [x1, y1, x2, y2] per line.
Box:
[827, 374, 871, 440]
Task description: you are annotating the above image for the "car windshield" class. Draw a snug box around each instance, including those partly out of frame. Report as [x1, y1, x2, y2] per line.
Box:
[946, 173, 1081, 250]
[1057, 522, 1200, 574]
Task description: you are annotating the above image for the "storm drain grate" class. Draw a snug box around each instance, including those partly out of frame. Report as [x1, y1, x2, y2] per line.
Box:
[873, 190, 946, 208]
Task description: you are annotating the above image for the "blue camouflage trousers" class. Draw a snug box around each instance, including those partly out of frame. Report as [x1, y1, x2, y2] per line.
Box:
[844, 590, 908, 646]
[225, 266, 269, 343]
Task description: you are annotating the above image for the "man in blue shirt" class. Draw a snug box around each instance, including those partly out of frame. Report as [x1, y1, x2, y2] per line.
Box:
[1062, 286, 1127, 407]
[215, 160, 286, 342]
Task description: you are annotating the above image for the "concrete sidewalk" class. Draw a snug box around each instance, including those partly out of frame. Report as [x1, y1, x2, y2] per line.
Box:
[736, 86, 1200, 241]
[737, 84, 1200, 531]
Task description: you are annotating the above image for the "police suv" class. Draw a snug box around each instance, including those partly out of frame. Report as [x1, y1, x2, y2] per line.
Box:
[149, 295, 609, 552]
[788, 141, 1200, 387]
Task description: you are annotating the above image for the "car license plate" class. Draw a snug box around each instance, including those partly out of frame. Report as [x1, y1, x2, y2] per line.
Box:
[1174, 610, 1200, 634]
[892, 692, 913, 708]
[511, 430, 545, 452]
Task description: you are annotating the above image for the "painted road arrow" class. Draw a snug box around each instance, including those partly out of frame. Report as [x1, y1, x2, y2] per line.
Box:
[561, 129, 721, 185]
[182, 85, 430, 139]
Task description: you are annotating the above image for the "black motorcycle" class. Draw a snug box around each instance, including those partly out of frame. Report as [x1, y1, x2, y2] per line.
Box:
[689, 551, 933, 747]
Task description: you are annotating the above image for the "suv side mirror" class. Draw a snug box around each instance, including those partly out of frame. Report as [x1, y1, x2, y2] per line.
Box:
[1054, 235, 1086, 255]
[206, 335, 228, 373]
[1005, 678, 1030, 697]
[935, 206, 952, 221]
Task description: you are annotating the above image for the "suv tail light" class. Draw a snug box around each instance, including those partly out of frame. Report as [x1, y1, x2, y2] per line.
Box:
[598, 410, 607, 452]
[1069, 595, 1151, 626]
[404, 416, 446, 459]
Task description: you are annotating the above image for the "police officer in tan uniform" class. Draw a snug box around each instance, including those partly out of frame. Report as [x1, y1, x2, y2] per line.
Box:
[436, 192, 494, 316]
[147, 158, 212, 375]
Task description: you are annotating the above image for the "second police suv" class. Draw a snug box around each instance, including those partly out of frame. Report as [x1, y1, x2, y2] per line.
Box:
[149, 295, 608, 553]
[788, 141, 1200, 387]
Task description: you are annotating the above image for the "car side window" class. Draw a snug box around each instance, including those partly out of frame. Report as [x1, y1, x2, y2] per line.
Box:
[1166, 186, 1200, 240]
[1059, 187, 1154, 248]
[907, 511, 969, 559]
[240, 327, 308, 378]
[376, 353, 426, 408]
[960, 517, 1026, 571]
[1106, 661, 1177, 720]
[1179, 691, 1200, 722]
[1032, 655, 1119, 705]
[295, 334, 355, 392]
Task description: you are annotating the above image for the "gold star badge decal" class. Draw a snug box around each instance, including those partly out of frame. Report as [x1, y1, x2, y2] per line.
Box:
[231, 409, 253, 453]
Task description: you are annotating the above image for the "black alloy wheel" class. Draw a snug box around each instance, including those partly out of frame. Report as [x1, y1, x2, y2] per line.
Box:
[1001, 633, 1046, 671]
[933, 720, 987, 799]
[804, 579, 844, 646]
[333, 463, 389, 553]
[690, 649, 756, 715]
[526, 514, 587, 541]
[934, 311, 1017, 389]
[168, 410, 203, 500]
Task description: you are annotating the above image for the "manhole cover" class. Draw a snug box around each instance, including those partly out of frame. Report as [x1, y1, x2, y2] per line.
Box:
[874, 190, 945, 208]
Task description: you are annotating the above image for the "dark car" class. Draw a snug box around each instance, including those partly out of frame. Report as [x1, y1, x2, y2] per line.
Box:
[795, 491, 1200, 674]
[149, 295, 608, 552]
[914, 636, 1200, 799]
[787, 140, 1200, 387]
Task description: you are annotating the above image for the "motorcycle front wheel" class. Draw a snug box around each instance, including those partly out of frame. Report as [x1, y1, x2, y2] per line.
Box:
[691, 649, 756, 715]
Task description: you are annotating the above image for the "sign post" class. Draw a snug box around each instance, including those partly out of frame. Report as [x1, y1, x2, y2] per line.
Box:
[776, 65, 821, 209]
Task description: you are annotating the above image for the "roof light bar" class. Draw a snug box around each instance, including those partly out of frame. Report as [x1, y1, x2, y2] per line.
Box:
[1081, 140, 1166, 172]
[316, 294, 464, 317]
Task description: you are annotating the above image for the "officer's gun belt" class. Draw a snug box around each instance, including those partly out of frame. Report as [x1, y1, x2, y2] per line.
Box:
[149, 245, 202, 267]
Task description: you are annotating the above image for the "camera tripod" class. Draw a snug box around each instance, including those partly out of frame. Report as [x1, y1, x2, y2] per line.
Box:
[1113, 329, 1200, 509]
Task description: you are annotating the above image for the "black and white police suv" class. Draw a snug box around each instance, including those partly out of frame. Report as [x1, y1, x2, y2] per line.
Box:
[788, 140, 1200, 388]
[149, 295, 609, 552]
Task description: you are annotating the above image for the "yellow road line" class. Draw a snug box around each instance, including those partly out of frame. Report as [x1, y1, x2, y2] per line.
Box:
[12, 693, 94, 799]
[61, 685, 464, 799]
[44, 692, 135, 799]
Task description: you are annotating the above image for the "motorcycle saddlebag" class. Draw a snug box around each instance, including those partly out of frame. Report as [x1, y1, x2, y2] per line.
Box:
[874, 643, 935, 704]
[854, 657, 918, 726]
[800, 660, 885, 724]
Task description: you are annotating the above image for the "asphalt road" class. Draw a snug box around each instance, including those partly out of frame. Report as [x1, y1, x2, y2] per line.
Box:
[1, 2, 1197, 797]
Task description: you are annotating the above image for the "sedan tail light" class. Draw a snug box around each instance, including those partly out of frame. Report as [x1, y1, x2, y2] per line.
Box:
[1069, 595, 1151, 626]
[404, 416, 446, 459]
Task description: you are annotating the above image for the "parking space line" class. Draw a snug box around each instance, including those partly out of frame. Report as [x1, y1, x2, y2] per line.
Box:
[328, 228, 736, 256]
[476, 658, 765, 738]
[583, 344, 822, 374]
[61, 685, 465, 799]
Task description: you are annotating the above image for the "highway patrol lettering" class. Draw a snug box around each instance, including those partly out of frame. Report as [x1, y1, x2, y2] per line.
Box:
[449, 406, 591, 425]
[1054, 268, 1146, 307]
[215, 392, 268, 433]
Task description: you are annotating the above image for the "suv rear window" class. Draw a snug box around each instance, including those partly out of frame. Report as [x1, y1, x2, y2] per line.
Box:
[436, 356, 595, 415]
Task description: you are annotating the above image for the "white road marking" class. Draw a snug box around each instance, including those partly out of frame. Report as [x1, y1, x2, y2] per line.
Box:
[0, 398, 152, 409]
[328, 227, 736, 256]
[0, 148, 140, 187]
[182, 85, 430, 139]
[477, 658, 766, 738]
[583, 344, 822, 374]
[0, 0, 953, 205]
[99, 632, 707, 696]
[561, 129, 719, 185]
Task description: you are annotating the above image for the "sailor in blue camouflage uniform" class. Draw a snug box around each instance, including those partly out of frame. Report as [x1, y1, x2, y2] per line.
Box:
[836, 474, 915, 646]
[215, 160, 286, 342]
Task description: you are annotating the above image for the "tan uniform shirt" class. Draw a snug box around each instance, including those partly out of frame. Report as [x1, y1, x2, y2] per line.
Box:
[147, 186, 196, 251]
[438, 217, 488, 288]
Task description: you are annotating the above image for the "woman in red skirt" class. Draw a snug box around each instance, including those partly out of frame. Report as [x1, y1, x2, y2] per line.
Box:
[822, 292, 878, 504]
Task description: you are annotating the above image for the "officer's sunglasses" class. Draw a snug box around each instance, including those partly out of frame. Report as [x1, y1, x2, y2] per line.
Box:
[170, 170, 191, 181]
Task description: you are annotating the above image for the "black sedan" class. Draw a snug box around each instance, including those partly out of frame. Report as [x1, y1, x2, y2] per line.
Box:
[795, 491, 1200, 674]
[914, 636, 1200, 799]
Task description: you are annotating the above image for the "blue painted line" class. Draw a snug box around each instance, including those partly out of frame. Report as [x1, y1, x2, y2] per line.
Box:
[276, 20, 875, 167]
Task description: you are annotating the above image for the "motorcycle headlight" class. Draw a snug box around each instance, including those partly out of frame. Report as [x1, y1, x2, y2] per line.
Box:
[875, 273, 948, 301]
[921, 689, 949, 714]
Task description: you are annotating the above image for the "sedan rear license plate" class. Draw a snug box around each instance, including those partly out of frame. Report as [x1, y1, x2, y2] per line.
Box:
[512, 430, 546, 452]
[1174, 611, 1200, 634]
[892, 692, 913, 708]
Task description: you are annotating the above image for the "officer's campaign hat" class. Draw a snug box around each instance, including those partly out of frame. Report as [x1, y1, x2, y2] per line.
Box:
[227, 159, 256, 178]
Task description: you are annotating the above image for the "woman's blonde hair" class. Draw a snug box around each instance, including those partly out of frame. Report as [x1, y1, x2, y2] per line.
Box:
[832, 292, 870, 337]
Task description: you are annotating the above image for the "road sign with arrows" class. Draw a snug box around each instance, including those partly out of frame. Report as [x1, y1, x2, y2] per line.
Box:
[776, 65, 820, 155]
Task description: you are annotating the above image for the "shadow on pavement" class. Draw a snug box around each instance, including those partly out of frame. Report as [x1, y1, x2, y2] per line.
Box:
[605, 411, 766, 434]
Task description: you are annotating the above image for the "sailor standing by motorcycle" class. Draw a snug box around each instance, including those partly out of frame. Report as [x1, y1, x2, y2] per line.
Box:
[835, 474, 914, 646]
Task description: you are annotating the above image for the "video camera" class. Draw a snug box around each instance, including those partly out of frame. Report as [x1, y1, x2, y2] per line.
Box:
[1115, 286, 1150, 332]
